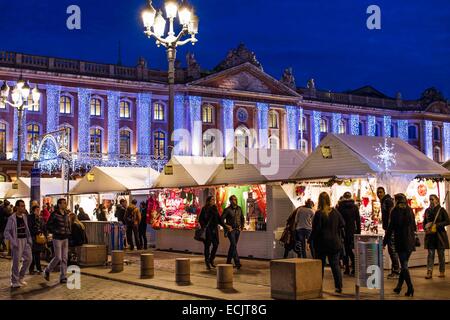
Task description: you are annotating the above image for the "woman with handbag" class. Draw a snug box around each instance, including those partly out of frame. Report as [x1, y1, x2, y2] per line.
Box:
[423, 194, 450, 279]
[198, 196, 223, 270]
[383, 193, 417, 297]
[28, 205, 47, 275]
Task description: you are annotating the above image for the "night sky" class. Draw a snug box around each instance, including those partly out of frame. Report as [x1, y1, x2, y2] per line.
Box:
[1, 0, 449, 99]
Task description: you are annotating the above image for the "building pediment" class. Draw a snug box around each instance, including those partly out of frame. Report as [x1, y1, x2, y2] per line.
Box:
[188, 62, 300, 97]
[424, 101, 450, 114]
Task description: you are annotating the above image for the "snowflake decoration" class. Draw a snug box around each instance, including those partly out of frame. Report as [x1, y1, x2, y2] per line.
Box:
[375, 138, 397, 172]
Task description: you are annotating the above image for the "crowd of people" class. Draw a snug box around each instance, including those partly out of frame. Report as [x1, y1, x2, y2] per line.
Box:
[278, 187, 450, 296]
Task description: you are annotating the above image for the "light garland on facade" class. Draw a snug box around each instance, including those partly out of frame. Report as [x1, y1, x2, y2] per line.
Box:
[256, 102, 269, 149]
[12, 107, 26, 160]
[383, 115, 392, 137]
[107, 91, 120, 156]
[350, 114, 359, 135]
[77, 88, 91, 153]
[189, 95, 202, 156]
[367, 115, 376, 136]
[313, 111, 321, 149]
[332, 113, 341, 134]
[46, 84, 61, 133]
[298, 107, 304, 147]
[222, 99, 234, 155]
[286, 105, 299, 150]
[397, 120, 408, 141]
[137, 93, 152, 155]
[424, 120, 433, 159]
[174, 94, 186, 155]
[444, 122, 450, 162]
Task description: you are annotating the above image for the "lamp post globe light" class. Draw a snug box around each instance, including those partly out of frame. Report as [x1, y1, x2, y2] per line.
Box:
[0, 77, 41, 178]
[142, 0, 199, 158]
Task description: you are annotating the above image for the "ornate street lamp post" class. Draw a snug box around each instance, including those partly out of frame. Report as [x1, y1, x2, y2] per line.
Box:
[0, 77, 41, 178]
[141, 0, 199, 157]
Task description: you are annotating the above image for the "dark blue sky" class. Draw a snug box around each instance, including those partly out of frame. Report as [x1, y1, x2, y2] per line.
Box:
[1, 0, 449, 99]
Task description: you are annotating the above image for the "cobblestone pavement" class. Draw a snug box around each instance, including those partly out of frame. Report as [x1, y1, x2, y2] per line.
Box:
[0, 258, 201, 300]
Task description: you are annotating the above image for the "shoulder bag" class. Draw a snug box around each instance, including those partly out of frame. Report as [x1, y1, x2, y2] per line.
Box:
[425, 208, 442, 235]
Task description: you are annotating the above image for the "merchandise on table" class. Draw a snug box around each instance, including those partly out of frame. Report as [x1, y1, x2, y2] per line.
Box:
[157, 188, 201, 230]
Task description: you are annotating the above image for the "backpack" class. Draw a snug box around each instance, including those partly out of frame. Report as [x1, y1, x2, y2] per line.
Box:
[125, 207, 135, 226]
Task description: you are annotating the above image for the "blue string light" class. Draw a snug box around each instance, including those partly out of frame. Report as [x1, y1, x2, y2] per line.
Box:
[78, 88, 91, 153]
[383, 115, 392, 137]
[298, 107, 304, 148]
[189, 95, 202, 156]
[107, 91, 120, 156]
[137, 93, 152, 155]
[313, 111, 321, 149]
[286, 105, 299, 150]
[367, 115, 376, 136]
[444, 123, 450, 162]
[173, 94, 186, 155]
[46, 84, 61, 133]
[424, 120, 433, 159]
[397, 120, 408, 141]
[350, 114, 359, 135]
[12, 107, 26, 160]
[332, 113, 341, 134]
[222, 99, 234, 155]
[256, 103, 269, 148]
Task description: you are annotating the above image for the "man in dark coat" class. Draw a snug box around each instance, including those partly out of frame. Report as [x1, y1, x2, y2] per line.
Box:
[221, 195, 245, 269]
[0, 200, 11, 252]
[338, 192, 361, 275]
[423, 194, 450, 279]
[377, 186, 400, 279]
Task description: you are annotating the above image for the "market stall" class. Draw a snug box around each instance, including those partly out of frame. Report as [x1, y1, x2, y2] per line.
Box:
[288, 134, 450, 267]
[155, 149, 307, 259]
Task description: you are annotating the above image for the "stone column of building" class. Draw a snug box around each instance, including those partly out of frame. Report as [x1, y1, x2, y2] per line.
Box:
[443, 122, 450, 162]
[397, 120, 408, 141]
[12, 107, 26, 160]
[332, 113, 341, 134]
[173, 94, 187, 156]
[137, 93, 152, 157]
[256, 102, 269, 149]
[77, 88, 91, 154]
[383, 115, 392, 137]
[107, 91, 120, 157]
[46, 84, 61, 133]
[367, 115, 376, 136]
[222, 99, 234, 156]
[423, 120, 433, 159]
[350, 114, 359, 135]
[188, 95, 202, 156]
[312, 110, 321, 149]
[285, 105, 299, 150]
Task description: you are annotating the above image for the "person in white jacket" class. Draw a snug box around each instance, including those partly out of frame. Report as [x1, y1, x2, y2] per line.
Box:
[4, 199, 33, 288]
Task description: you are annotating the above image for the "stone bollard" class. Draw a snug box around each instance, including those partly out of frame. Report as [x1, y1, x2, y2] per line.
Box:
[111, 250, 124, 273]
[140, 253, 154, 279]
[217, 264, 233, 289]
[175, 258, 190, 285]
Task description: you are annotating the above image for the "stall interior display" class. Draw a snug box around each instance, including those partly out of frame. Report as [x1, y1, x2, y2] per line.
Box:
[406, 179, 445, 231]
[216, 184, 267, 231]
[157, 188, 201, 230]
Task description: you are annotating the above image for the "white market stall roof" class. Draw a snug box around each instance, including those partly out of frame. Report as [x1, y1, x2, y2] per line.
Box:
[207, 147, 307, 185]
[70, 167, 159, 194]
[4, 178, 76, 199]
[291, 134, 449, 180]
[444, 160, 450, 171]
[0, 182, 12, 199]
[155, 156, 224, 188]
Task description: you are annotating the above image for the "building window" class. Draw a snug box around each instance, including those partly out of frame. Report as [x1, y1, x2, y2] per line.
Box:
[375, 123, 381, 137]
[338, 120, 346, 134]
[433, 127, 440, 141]
[59, 96, 72, 114]
[202, 105, 214, 124]
[299, 139, 308, 153]
[358, 123, 364, 136]
[27, 95, 39, 112]
[27, 124, 40, 152]
[299, 116, 307, 132]
[153, 131, 166, 157]
[153, 102, 164, 121]
[408, 125, 418, 140]
[0, 122, 6, 154]
[60, 125, 73, 151]
[90, 98, 102, 116]
[269, 110, 279, 129]
[120, 130, 131, 155]
[320, 118, 328, 133]
[434, 147, 441, 163]
[120, 101, 131, 119]
[90, 128, 102, 154]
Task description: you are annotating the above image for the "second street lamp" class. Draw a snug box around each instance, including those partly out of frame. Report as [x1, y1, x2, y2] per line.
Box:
[142, 0, 199, 158]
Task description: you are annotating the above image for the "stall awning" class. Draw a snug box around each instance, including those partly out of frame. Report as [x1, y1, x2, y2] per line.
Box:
[443, 160, 450, 171]
[4, 178, 77, 199]
[70, 167, 159, 194]
[155, 156, 224, 188]
[0, 182, 12, 199]
[291, 134, 450, 180]
[207, 148, 307, 185]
